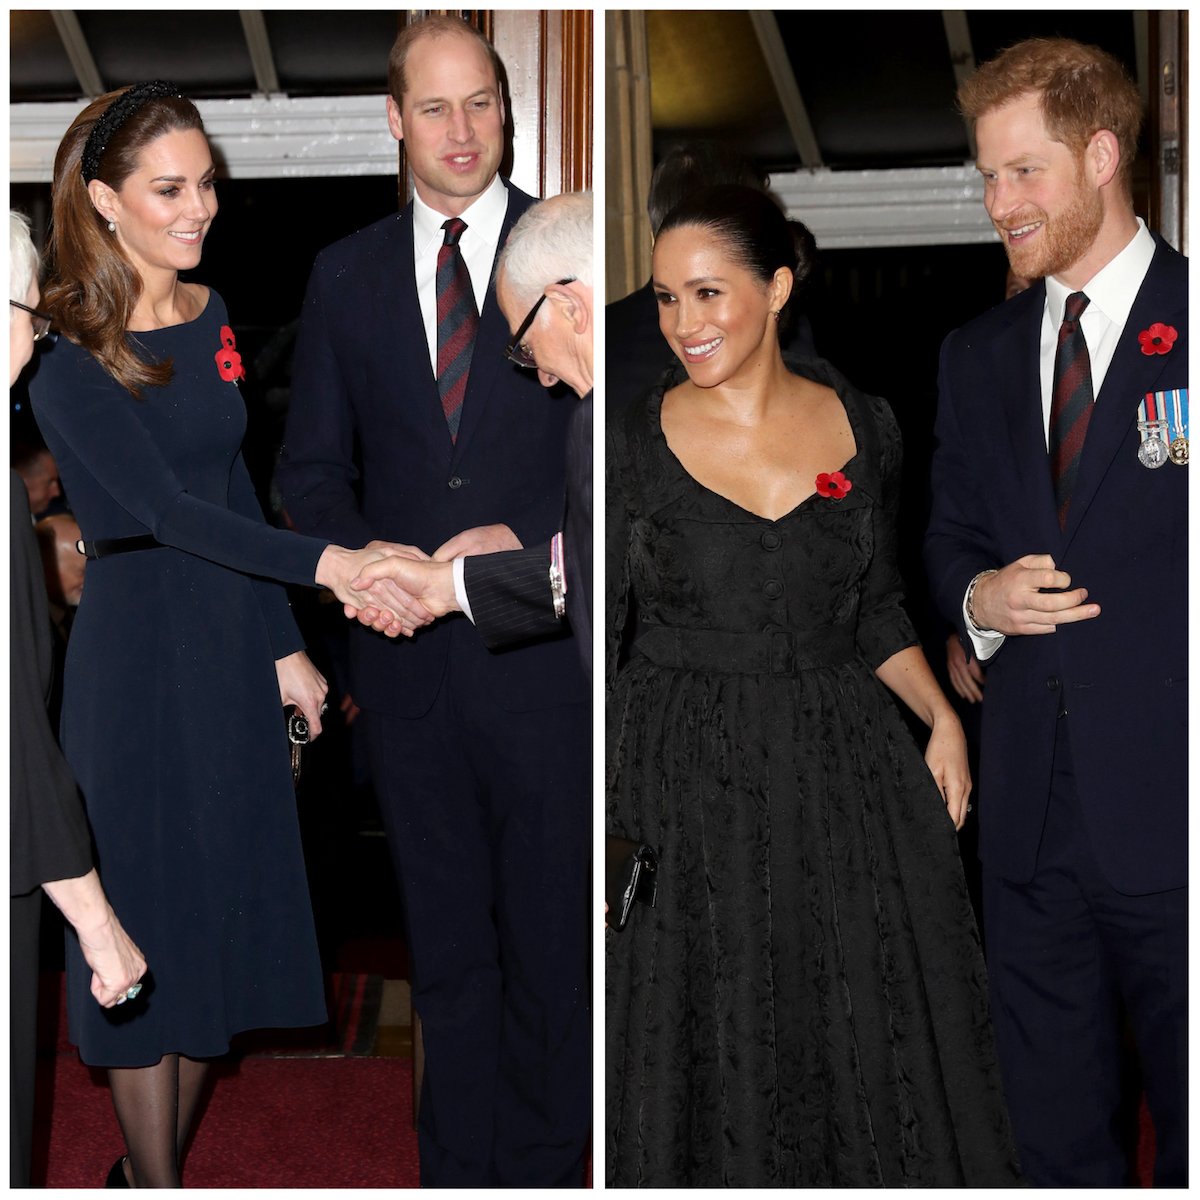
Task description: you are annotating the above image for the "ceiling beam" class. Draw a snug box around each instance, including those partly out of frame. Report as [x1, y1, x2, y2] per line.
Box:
[748, 11, 822, 169]
[50, 10, 105, 99]
[942, 10, 977, 161]
[239, 11, 283, 98]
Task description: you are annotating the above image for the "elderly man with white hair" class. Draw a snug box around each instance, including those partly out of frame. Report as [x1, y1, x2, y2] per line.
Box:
[351, 191, 594, 678]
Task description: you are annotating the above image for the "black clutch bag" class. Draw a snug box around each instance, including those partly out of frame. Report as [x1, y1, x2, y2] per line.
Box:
[606, 835, 659, 932]
[285, 705, 310, 787]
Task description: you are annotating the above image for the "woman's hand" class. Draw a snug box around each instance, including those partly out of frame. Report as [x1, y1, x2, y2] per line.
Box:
[924, 711, 972, 830]
[42, 869, 147, 1008]
[77, 910, 148, 1008]
[316, 544, 435, 635]
[276, 650, 329, 739]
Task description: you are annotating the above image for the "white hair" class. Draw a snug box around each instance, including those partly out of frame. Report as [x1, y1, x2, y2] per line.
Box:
[498, 192, 593, 309]
[11, 210, 39, 307]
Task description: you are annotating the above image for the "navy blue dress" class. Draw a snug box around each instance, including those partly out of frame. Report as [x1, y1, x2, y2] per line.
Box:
[31, 291, 330, 1067]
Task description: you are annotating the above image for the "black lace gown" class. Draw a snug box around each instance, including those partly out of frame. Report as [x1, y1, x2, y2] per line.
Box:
[605, 359, 1021, 1187]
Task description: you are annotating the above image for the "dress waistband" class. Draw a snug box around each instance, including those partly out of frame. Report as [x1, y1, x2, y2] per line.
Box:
[632, 625, 858, 676]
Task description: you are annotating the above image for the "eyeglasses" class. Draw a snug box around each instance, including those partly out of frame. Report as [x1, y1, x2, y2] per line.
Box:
[10, 299, 53, 343]
[503, 279, 576, 369]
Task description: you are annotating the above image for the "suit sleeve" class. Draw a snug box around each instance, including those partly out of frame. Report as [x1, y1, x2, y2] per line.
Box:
[32, 349, 329, 587]
[10, 473, 93, 896]
[923, 332, 1005, 655]
[462, 542, 560, 650]
[855, 396, 920, 669]
[227, 452, 308, 660]
[276, 255, 377, 549]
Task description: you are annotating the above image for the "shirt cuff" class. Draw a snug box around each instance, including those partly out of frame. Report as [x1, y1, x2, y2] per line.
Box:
[961, 592, 1004, 661]
[452, 556, 475, 624]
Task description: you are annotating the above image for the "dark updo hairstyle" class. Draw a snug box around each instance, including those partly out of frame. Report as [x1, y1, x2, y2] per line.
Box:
[656, 184, 815, 331]
[42, 85, 207, 398]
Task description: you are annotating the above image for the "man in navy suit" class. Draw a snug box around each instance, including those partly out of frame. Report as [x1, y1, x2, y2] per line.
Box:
[925, 38, 1186, 1186]
[276, 17, 589, 1187]
[350, 193, 594, 681]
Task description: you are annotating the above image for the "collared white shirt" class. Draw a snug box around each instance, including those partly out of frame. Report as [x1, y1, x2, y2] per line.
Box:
[967, 218, 1157, 660]
[412, 172, 509, 378]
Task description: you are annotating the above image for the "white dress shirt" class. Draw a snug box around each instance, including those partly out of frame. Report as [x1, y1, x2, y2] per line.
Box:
[966, 218, 1157, 660]
[412, 172, 509, 378]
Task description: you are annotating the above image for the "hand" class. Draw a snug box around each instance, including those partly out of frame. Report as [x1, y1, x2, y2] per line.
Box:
[431, 524, 521, 561]
[925, 712, 971, 830]
[945, 633, 985, 704]
[276, 650, 329, 739]
[340, 693, 360, 726]
[349, 557, 460, 636]
[76, 909, 147, 1009]
[316, 544, 435, 634]
[971, 554, 1100, 636]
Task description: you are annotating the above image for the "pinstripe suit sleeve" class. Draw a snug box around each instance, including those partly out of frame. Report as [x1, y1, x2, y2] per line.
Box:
[462, 541, 561, 650]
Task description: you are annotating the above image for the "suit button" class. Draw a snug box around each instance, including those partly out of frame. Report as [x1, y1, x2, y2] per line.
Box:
[763, 579, 783, 599]
[1046, 676, 1060, 691]
[448, 476, 463, 490]
[761, 530, 782, 551]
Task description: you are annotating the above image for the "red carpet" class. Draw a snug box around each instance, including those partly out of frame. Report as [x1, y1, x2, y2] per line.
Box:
[41, 1054, 418, 1188]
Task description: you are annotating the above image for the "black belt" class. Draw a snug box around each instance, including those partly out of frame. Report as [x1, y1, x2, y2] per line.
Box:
[632, 625, 858, 676]
[76, 534, 164, 560]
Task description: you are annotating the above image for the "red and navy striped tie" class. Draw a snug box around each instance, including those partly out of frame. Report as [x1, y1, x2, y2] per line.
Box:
[436, 217, 478, 442]
[1048, 291, 1093, 527]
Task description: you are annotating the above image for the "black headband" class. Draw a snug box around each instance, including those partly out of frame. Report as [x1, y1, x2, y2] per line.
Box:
[81, 80, 184, 184]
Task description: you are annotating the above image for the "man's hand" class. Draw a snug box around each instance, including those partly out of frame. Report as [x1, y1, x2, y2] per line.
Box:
[432, 524, 521, 561]
[946, 633, 985, 703]
[347, 557, 461, 636]
[971, 553, 1100, 636]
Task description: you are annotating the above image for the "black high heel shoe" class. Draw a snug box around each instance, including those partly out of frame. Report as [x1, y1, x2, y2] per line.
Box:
[105, 1156, 130, 1188]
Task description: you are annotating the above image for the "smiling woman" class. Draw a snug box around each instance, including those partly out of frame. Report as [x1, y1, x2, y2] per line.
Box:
[27, 81, 408, 1188]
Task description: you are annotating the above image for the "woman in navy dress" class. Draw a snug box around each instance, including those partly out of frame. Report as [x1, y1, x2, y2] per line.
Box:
[31, 83, 421, 1187]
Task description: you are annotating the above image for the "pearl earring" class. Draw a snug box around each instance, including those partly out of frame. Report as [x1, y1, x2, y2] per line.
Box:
[107, 221, 116, 232]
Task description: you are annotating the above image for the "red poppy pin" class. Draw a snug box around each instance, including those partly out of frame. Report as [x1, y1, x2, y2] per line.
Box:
[1137, 322, 1178, 357]
[815, 470, 853, 500]
[215, 325, 246, 382]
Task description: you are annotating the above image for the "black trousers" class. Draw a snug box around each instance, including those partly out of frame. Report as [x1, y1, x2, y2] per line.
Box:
[363, 656, 590, 1187]
[983, 724, 1187, 1187]
[11, 889, 43, 1188]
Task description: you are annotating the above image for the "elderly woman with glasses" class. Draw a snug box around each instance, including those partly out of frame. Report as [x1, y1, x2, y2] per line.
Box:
[10, 208, 148, 1188]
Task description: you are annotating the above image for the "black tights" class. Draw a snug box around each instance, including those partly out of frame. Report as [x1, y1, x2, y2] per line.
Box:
[108, 1055, 209, 1187]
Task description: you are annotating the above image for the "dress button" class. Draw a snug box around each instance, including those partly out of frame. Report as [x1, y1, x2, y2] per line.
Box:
[761, 530, 782, 551]
[1046, 676, 1060, 691]
[763, 579, 783, 599]
[448, 476, 463, 490]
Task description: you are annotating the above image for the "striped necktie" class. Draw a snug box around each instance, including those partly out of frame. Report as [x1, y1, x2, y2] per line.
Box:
[436, 217, 478, 442]
[1048, 291, 1093, 527]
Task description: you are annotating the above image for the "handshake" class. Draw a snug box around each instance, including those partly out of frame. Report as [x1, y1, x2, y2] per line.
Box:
[313, 523, 521, 639]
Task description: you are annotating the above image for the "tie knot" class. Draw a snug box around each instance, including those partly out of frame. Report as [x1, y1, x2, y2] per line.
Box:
[1064, 291, 1089, 323]
[442, 217, 467, 247]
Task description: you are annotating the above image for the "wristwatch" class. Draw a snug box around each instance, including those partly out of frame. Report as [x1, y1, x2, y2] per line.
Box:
[965, 568, 998, 632]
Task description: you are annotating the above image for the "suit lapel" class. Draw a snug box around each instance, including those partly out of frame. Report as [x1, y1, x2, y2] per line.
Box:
[996, 284, 1062, 551]
[385, 206, 452, 454]
[1062, 244, 1187, 547]
[450, 182, 532, 467]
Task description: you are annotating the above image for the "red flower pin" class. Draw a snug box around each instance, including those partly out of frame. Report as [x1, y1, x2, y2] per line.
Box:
[815, 470, 853, 500]
[215, 324, 246, 382]
[1137, 323, 1178, 356]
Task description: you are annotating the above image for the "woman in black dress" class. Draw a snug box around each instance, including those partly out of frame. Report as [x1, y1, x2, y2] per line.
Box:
[30, 83, 424, 1188]
[605, 187, 1021, 1186]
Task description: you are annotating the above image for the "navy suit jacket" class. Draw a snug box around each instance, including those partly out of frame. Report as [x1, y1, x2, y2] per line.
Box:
[277, 180, 585, 717]
[925, 237, 1187, 895]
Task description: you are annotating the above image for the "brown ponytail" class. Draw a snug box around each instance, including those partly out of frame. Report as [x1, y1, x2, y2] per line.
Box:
[42, 87, 206, 398]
